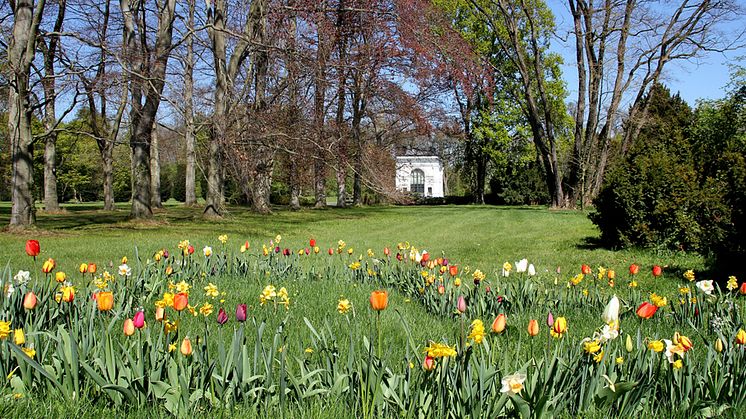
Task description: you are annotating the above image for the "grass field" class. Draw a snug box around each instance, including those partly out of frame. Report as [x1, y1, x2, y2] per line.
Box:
[2, 203, 735, 418]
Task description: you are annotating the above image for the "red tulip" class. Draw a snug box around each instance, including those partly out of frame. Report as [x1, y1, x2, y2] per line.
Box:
[23, 291, 37, 310]
[636, 302, 658, 319]
[652, 265, 662, 277]
[581, 264, 592, 275]
[133, 310, 145, 329]
[236, 303, 247, 322]
[740, 282, 746, 295]
[396, 253, 403, 261]
[187, 245, 195, 255]
[310, 238, 316, 247]
[25, 240, 40, 257]
[629, 264, 640, 275]
[328, 248, 334, 255]
[422, 252, 430, 262]
[449, 265, 458, 276]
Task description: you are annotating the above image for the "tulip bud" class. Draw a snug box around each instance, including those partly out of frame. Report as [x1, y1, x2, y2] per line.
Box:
[715, 338, 724, 353]
[23, 291, 37, 310]
[736, 329, 746, 345]
[527, 319, 539, 337]
[491, 314, 506, 334]
[55, 271, 66, 283]
[384, 247, 390, 256]
[423, 355, 435, 371]
[133, 311, 145, 329]
[180, 336, 193, 356]
[673, 332, 681, 346]
[652, 265, 662, 277]
[155, 307, 165, 322]
[437, 285, 445, 295]
[123, 319, 135, 336]
[546, 311, 554, 327]
[217, 308, 228, 325]
[625, 334, 634, 353]
[14, 329, 25, 345]
[457, 296, 466, 314]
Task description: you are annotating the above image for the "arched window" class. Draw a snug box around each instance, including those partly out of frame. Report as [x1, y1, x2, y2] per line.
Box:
[410, 169, 425, 194]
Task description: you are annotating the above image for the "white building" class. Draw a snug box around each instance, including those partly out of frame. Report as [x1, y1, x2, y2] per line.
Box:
[395, 156, 444, 198]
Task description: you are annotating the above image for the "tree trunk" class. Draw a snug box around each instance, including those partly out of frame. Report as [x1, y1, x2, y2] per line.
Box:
[41, 0, 64, 212]
[289, 158, 300, 210]
[313, 22, 328, 208]
[150, 124, 162, 208]
[8, 0, 45, 227]
[102, 142, 115, 210]
[184, 0, 197, 206]
[130, 123, 153, 218]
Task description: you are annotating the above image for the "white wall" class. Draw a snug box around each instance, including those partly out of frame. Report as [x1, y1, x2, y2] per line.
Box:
[395, 156, 444, 198]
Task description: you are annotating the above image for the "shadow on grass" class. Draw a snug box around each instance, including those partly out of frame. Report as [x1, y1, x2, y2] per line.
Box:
[575, 235, 607, 250]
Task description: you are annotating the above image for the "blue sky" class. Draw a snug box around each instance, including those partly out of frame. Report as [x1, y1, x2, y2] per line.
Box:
[547, 0, 746, 106]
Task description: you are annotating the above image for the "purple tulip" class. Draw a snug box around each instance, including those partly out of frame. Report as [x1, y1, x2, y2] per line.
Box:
[217, 308, 228, 325]
[236, 304, 247, 322]
[162, 249, 169, 259]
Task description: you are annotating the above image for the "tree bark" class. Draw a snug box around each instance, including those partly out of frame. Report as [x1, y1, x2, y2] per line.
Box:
[335, 0, 348, 208]
[250, 0, 272, 214]
[184, 0, 197, 206]
[150, 124, 162, 208]
[8, 0, 45, 227]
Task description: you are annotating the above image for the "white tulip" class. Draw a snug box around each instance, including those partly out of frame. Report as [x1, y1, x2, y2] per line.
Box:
[527, 264, 536, 276]
[515, 258, 528, 273]
[602, 295, 620, 326]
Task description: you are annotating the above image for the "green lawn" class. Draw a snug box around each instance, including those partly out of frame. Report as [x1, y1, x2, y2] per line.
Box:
[0, 202, 704, 277]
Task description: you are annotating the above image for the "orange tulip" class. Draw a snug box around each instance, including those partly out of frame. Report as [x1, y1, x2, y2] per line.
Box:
[383, 247, 390, 256]
[173, 292, 189, 311]
[123, 318, 135, 336]
[491, 314, 506, 333]
[23, 291, 37, 310]
[636, 302, 658, 319]
[165, 266, 174, 276]
[607, 270, 616, 280]
[449, 265, 458, 277]
[369, 290, 388, 311]
[180, 336, 193, 356]
[629, 264, 640, 275]
[97, 291, 114, 311]
[42, 258, 56, 274]
[527, 319, 539, 336]
[652, 265, 662, 277]
[87, 263, 97, 274]
[581, 264, 592, 275]
[155, 306, 166, 322]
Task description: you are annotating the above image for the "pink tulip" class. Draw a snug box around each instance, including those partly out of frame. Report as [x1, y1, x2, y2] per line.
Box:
[133, 310, 145, 329]
[457, 295, 466, 314]
[236, 304, 247, 322]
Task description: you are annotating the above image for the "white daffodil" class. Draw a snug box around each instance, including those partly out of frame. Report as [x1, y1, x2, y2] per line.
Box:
[500, 372, 527, 394]
[696, 280, 714, 296]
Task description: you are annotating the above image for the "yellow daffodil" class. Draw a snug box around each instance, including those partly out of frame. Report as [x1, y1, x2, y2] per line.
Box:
[648, 340, 665, 352]
[467, 319, 485, 344]
[204, 283, 219, 298]
[683, 270, 695, 282]
[199, 302, 214, 317]
[218, 234, 228, 244]
[337, 299, 352, 314]
[423, 342, 457, 358]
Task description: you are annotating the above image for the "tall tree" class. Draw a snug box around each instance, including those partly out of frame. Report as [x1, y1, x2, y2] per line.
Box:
[7, 0, 46, 227]
[39, 0, 66, 211]
[566, 0, 744, 206]
[120, 0, 177, 218]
